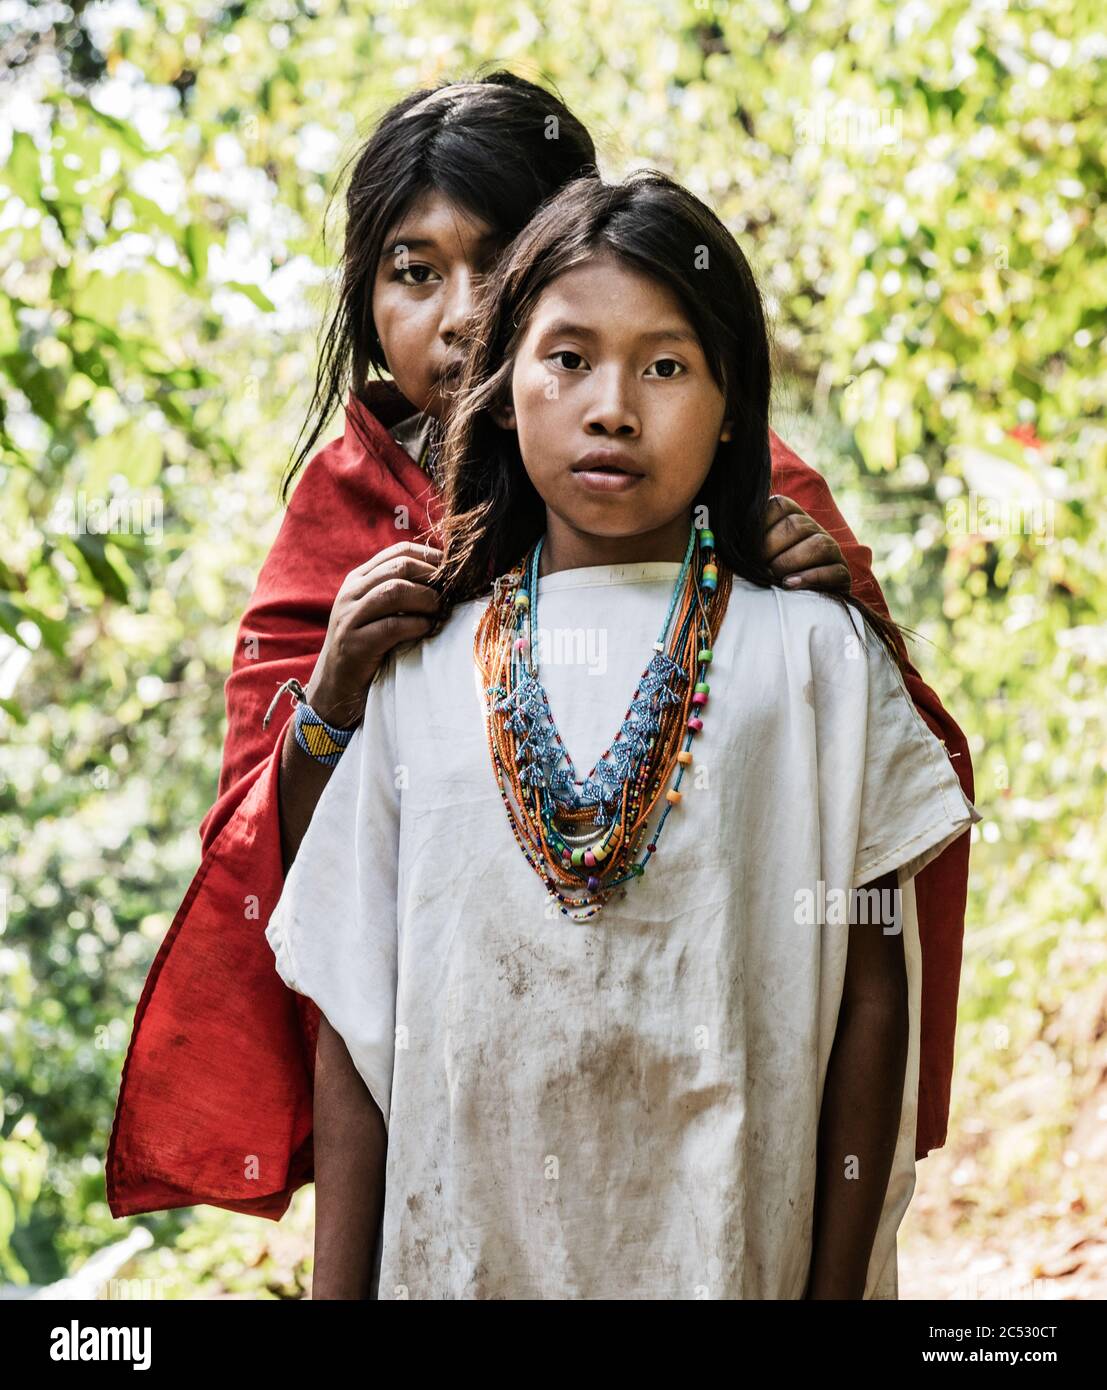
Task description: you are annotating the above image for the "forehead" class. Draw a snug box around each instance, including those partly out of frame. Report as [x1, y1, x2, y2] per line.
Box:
[383, 188, 500, 251]
[524, 252, 695, 338]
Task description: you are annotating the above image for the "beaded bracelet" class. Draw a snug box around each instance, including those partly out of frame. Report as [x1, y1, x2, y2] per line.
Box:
[261, 677, 356, 767]
[293, 699, 355, 766]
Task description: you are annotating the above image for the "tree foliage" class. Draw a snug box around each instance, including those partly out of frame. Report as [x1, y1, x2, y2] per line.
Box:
[0, 0, 1103, 1289]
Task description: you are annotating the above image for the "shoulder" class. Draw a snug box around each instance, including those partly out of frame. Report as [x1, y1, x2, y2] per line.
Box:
[730, 575, 866, 651]
[730, 579, 882, 704]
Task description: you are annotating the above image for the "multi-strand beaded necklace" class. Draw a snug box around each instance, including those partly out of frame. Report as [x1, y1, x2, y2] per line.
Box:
[475, 522, 732, 922]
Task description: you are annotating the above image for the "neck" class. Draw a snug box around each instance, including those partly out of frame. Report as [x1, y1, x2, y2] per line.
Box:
[538, 511, 694, 579]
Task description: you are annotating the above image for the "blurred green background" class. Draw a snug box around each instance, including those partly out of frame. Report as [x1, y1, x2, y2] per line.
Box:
[1, 0, 1104, 1299]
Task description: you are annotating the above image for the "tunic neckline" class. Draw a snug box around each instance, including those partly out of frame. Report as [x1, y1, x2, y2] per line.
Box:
[534, 560, 684, 595]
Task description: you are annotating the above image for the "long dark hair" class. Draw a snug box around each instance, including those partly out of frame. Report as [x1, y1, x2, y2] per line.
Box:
[428, 171, 907, 669]
[281, 69, 598, 502]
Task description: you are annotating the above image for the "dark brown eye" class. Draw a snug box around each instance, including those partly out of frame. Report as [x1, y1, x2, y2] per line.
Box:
[647, 358, 685, 379]
[397, 264, 438, 286]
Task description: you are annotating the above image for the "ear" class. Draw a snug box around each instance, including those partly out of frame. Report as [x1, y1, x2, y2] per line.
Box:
[491, 401, 517, 431]
[719, 419, 734, 443]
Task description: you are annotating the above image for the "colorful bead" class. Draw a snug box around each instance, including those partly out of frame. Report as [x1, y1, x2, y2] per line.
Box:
[677, 750, 692, 765]
[571, 848, 584, 866]
[584, 851, 596, 867]
[692, 692, 708, 706]
[647, 842, 657, 852]
[699, 528, 715, 548]
[630, 864, 645, 876]
[587, 876, 600, 891]
[666, 789, 682, 805]
[698, 648, 713, 663]
[687, 716, 703, 731]
[695, 681, 710, 694]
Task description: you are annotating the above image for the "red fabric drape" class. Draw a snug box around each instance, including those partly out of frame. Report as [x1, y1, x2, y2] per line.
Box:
[106, 386, 973, 1220]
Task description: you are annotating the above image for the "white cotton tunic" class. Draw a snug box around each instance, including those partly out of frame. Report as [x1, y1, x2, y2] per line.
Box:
[266, 562, 980, 1300]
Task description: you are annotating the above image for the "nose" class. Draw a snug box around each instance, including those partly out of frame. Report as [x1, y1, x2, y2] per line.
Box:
[583, 365, 640, 437]
[438, 269, 477, 347]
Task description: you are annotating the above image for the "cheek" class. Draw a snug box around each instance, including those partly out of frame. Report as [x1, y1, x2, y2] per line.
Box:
[514, 365, 565, 440]
[373, 287, 433, 368]
[661, 388, 724, 457]
[512, 369, 571, 481]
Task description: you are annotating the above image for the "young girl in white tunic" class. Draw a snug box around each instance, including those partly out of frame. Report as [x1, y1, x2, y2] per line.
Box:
[266, 172, 979, 1300]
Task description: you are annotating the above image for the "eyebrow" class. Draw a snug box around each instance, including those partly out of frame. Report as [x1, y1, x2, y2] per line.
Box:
[538, 319, 700, 347]
[381, 230, 501, 258]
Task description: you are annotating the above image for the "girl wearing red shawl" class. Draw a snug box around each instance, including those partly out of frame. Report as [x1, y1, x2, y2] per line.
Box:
[107, 73, 973, 1227]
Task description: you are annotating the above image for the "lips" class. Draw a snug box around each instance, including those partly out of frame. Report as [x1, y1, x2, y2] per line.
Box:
[570, 450, 644, 477]
[569, 450, 646, 494]
[436, 359, 466, 386]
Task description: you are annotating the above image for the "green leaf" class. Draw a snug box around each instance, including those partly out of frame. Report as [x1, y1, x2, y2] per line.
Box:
[0, 598, 31, 648]
[2, 598, 69, 657]
[0, 697, 27, 724]
[223, 281, 276, 312]
[71, 534, 130, 604]
[184, 223, 210, 281]
[85, 425, 163, 492]
[2, 132, 41, 203]
[68, 95, 154, 158]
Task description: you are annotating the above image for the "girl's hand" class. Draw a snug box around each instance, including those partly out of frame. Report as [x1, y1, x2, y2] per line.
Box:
[764, 495, 851, 593]
[305, 541, 443, 728]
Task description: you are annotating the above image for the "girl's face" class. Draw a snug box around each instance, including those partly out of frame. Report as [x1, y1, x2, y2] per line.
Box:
[371, 189, 502, 419]
[496, 250, 733, 569]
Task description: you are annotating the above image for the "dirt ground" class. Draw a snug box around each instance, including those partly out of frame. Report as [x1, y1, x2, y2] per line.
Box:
[899, 1149, 1107, 1300]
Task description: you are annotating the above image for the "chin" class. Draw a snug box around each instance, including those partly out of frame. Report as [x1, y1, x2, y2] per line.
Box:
[391, 376, 440, 418]
[566, 511, 651, 538]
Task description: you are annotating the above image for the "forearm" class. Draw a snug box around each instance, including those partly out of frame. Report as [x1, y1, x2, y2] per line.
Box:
[277, 667, 377, 871]
[277, 719, 339, 873]
[806, 994, 909, 1299]
[311, 1015, 387, 1300]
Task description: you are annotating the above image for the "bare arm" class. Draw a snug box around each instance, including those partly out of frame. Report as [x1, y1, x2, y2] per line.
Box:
[276, 684, 351, 873]
[805, 869, 909, 1300]
[310, 1014, 388, 1300]
[275, 542, 442, 872]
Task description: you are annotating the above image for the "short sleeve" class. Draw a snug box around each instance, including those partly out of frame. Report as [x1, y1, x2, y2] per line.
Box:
[264, 661, 401, 1129]
[851, 630, 981, 887]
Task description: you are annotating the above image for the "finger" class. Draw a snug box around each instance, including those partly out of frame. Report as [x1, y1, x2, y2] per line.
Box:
[351, 610, 440, 660]
[765, 493, 803, 520]
[348, 541, 444, 581]
[768, 532, 842, 578]
[348, 576, 442, 627]
[763, 510, 822, 563]
[782, 564, 853, 593]
[762, 493, 803, 537]
[343, 552, 443, 602]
